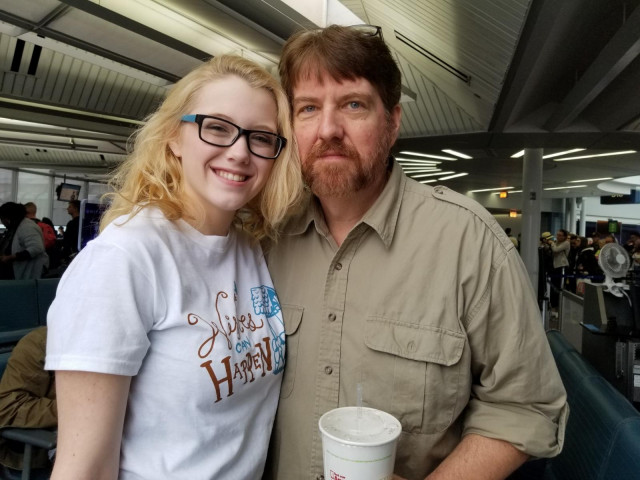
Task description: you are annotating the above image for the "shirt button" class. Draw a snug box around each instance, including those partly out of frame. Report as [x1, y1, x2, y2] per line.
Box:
[407, 340, 416, 352]
[328, 313, 336, 322]
[335, 262, 343, 270]
[325, 366, 333, 375]
[316, 475, 324, 480]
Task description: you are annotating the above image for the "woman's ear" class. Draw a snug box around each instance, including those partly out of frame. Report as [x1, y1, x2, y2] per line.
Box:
[168, 140, 181, 159]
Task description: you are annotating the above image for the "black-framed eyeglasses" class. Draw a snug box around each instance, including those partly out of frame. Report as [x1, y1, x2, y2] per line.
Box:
[181, 114, 287, 160]
[348, 24, 383, 39]
[306, 24, 383, 39]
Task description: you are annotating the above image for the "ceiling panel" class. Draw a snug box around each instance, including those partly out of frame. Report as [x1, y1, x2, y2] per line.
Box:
[0, 32, 168, 120]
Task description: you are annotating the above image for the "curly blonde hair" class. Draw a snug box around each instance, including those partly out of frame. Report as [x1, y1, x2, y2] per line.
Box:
[100, 55, 303, 240]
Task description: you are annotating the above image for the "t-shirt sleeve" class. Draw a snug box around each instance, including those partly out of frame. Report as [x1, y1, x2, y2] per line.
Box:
[45, 240, 160, 375]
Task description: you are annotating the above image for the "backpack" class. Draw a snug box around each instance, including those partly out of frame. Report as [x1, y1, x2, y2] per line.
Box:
[38, 222, 57, 250]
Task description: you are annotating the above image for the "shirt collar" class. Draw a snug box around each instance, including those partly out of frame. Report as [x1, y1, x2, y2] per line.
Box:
[285, 159, 406, 248]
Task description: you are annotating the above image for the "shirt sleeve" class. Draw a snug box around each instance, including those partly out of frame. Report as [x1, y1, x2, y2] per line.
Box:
[45, 239, 160, 376]
[17, 221, 45, 258]
[462, 248, 568, 458]
[0, 328, 57, 428]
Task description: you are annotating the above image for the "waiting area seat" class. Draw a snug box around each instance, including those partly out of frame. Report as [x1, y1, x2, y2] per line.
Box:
[0, 279, 59, 350]
[513, 330, 640, 479]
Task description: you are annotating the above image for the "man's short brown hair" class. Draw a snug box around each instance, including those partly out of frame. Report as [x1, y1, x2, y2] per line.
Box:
[279, 25, 401, 113]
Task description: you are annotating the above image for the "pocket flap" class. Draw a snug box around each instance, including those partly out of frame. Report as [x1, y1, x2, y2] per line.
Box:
[281, 304, 304, 335]
[365, 317, 465, 365]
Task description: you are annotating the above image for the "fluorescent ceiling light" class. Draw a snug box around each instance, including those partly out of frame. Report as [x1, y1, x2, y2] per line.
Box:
[402, 169, 439, 173]
[419, 179, 438, 184]
[398, 166, 440, 170]
[396, 157, 441, 164]
[398, 164, 440, 169]
[442, 149, 472, 159]
[493, 190, 522, 194]
[439, 172, 468, 180]
[469, 186, 515, 193]
[411, 171, 453, 178]
[400, 151, 457, 161]
[510, 149, 587, 159]
[554, 150, 636, 161]
[401, 166, 439, 170]
[568, 177, 613, 183]
[544, 185, 587, 190]
[542, 148, 585, 159]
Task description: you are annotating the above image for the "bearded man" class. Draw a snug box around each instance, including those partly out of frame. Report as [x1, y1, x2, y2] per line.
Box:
[265, 24, 568, 480]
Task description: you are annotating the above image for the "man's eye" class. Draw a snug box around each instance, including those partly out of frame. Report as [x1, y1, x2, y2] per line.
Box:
[301, 105, 316, 113]
[348, 101, 361, 109]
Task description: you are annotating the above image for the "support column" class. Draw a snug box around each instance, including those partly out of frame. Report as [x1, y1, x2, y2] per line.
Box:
[579, 197, 586, 236]
[569, 197, 577, 232]
[521, 148, 543, 295]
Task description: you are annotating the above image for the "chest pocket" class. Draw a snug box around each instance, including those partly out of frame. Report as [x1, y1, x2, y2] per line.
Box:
[364, 317, 466, 434]
[280, 304, 303, 398]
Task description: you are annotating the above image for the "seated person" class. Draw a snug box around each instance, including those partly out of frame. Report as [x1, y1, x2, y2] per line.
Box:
[0, 327, 56, 478]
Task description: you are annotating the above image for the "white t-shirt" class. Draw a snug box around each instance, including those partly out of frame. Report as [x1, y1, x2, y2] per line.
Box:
[45, 208, 285, 480]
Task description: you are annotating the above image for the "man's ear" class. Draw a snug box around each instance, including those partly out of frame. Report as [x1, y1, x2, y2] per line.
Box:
[389, 104, 402, 143]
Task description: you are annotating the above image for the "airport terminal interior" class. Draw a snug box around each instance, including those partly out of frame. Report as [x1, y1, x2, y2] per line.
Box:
[1, 1, 640, 479]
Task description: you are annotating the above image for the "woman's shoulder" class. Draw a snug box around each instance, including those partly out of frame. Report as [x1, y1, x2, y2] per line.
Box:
[95, 207, 175, 251]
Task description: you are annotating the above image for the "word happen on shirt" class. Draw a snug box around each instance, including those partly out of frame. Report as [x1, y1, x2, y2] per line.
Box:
[187, 288, 281, 403]
[200, 336, 273, 403]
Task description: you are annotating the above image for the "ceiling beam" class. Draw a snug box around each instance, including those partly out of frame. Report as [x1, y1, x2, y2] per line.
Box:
[0, 102, 136, 138]
[0, 9, 185, 82]
[544, 4, 640, 131]
[489, 0, 576, 132]
[58, 0, 210, 60]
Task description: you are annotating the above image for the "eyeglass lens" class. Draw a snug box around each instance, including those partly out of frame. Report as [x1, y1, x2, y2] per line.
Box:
[350, 24, 382, 38]
[200, 116, 281, 158]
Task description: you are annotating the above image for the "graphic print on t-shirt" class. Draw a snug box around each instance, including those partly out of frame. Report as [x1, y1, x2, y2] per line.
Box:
[187, 284, 284, 403]
[250, 285, 285, 374]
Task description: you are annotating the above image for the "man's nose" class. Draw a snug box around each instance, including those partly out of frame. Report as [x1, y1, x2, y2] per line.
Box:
[317, 108, 343, 142]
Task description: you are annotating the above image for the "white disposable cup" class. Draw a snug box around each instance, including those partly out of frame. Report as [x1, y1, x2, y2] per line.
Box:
[318, 406, 402, 480]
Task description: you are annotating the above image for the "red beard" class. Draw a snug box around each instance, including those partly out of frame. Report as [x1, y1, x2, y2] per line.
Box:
[302, 135, 391, 198]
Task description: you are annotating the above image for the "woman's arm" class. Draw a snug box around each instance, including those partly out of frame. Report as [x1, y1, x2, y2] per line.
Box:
[51, 371, 132, 480]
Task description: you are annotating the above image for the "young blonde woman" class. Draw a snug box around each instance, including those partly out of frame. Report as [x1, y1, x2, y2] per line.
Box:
[45, 55, 303, 480]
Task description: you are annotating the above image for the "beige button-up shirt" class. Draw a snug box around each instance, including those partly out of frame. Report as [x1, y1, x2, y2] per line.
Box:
[265, 162, 568, 479]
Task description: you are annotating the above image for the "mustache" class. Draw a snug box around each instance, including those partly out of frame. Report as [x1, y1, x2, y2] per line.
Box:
[306, 140, 359, 160]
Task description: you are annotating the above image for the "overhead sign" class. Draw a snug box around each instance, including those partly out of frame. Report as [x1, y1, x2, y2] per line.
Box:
[600, 189, 640, 205]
